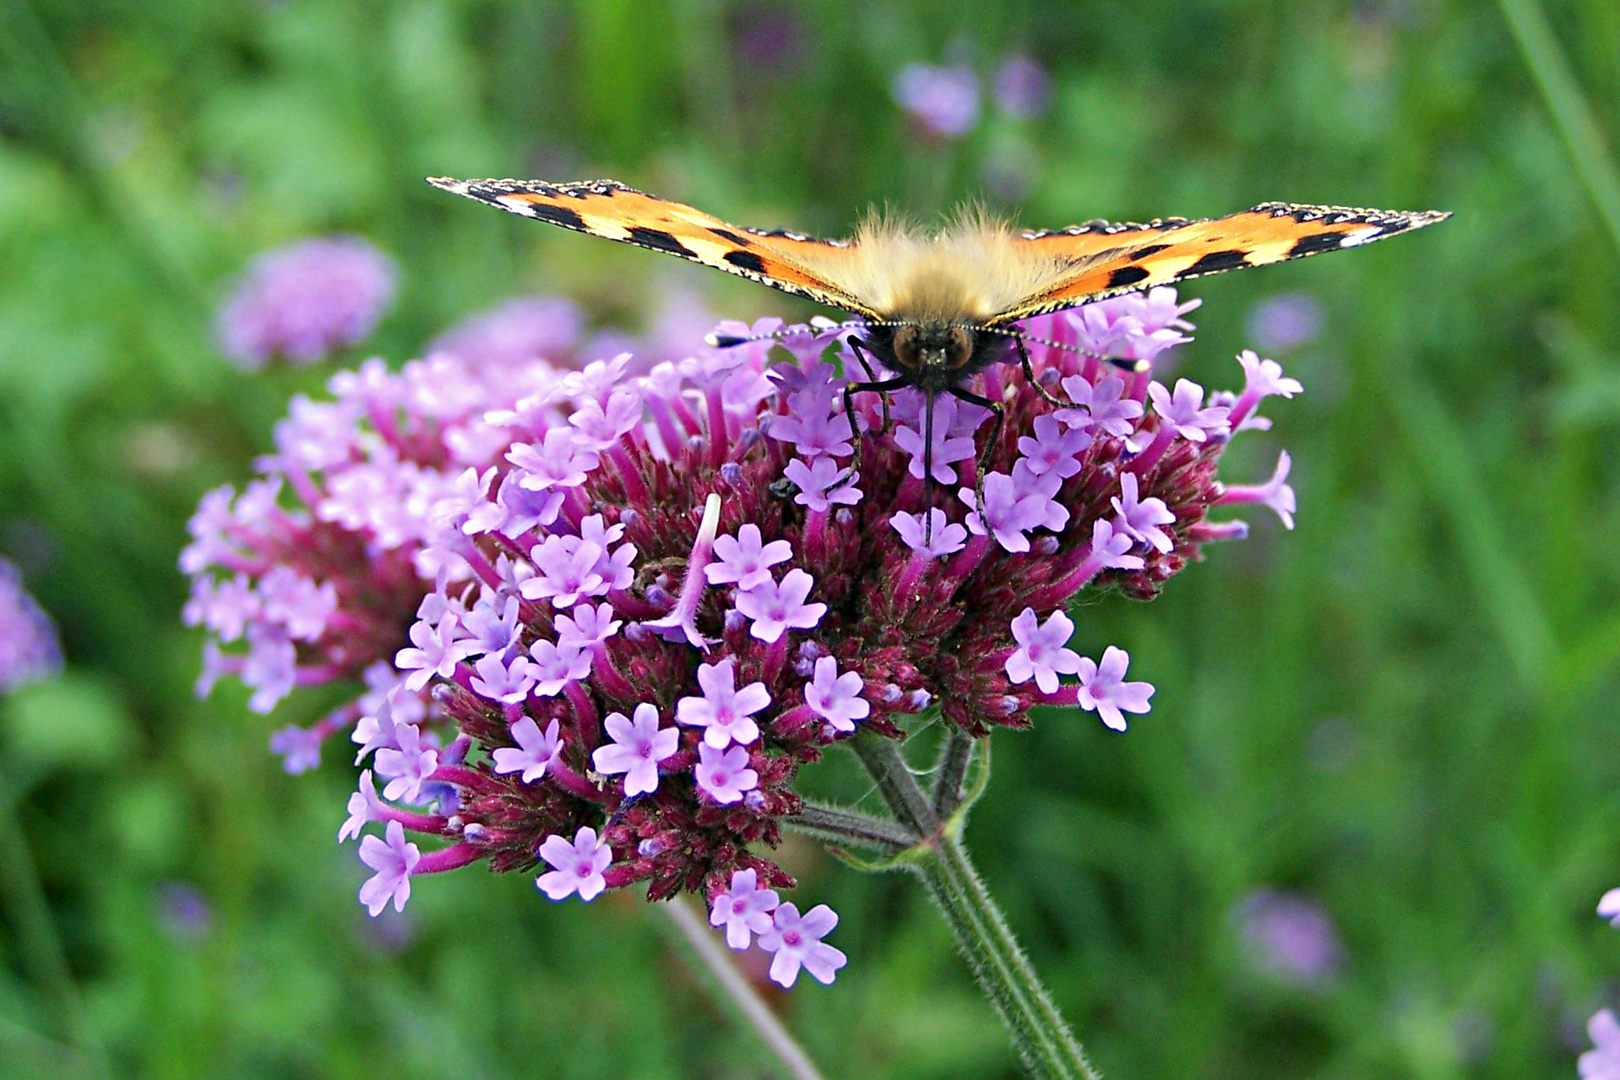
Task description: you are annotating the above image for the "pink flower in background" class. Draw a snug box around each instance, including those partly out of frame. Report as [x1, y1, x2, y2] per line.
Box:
[893, 63, 980, 138]
[1233, 889, 1343, 987]
[216, 237, 395, 369]
[0, 558, 62, 692]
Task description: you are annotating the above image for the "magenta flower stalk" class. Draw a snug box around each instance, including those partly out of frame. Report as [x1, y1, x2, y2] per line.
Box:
[189, 281, 1305, 1080]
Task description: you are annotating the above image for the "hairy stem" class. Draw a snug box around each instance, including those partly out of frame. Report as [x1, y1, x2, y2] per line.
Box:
[851, 732, 1101, 1080]
[656, 896, 828, 1080]
[932, 726, 975, 817]
[786, 800, 921, 852]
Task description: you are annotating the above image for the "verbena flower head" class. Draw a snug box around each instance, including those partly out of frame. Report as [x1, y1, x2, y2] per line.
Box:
[188, 282, 1302, 988]
[892, 63, 980, 139]
[1232, 889, 1343, 987]
[0, 558, 63, 692]
[992, 54, 1050, 118]
[216, 237, 397, 369]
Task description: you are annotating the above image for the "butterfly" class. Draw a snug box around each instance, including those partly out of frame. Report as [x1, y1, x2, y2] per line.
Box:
[427, 176, 1447, 504]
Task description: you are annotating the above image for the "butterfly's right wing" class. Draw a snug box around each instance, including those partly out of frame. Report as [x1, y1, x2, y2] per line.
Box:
[427, 177, 881, 318]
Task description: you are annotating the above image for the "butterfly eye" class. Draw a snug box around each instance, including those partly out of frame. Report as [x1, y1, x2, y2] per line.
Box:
[946, 327, 975, 370]
[892, 326, 921, 371]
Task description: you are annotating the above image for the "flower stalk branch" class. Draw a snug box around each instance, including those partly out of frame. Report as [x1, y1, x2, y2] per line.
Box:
[851, 732, 1101, 1080]
[785, 801, 921, 852]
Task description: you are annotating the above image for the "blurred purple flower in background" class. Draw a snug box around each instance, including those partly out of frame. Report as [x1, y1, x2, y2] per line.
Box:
[216, 237, 396, 370]
[1245, 293, 1325, 354]
[993, 54, 1050, 118]
[893, 64, 980, 139]
[0, 557, 63, 692]
[156, 881, 213, 944]
[427, 296, 585, 372]
[1233, 889, 1343, 987]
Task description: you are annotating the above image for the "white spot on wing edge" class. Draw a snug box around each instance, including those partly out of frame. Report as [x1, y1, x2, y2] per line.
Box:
[1337, 226, 1384, 247]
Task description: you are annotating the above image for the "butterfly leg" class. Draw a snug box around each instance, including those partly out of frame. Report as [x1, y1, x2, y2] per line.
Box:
[838, 374, 909, 495]
[1013, 333, 1069, 408]
[946, 384, 1004, 530]
[846, 337, 892, 436]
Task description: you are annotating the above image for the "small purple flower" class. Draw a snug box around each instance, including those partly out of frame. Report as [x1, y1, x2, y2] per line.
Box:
[592, 703, 679, 797]
[526, 637, 592, 696]
[1004, 608, 1082, 695]
[339, 770, 382, 842]
[992, 53, 1050, 118]
[1598, 888, 1620, 928]
[536, 826, 613, 901]
[768, 407, 854, 460]
[759, 902, 847, 987]
[509, 428, 599, 492]
[707, 524, 794, 590]
[1076, 646, 1154, 731]
[396, 613, 472, 692]
[358, 820, 420, 916]
[894, 395, 980, 483]
[892, 63, 980, 138]
[521, 537, 608, 609]
[269, 723, 324, 774]
[491, 717, 561, 783]
[1016, 414, 1092, 479]
[961, 472, 1048, 553]
[678, 658, 771, 748]
[1056, 374, 1143, 437]
[709, 867, 780, 949]
[1233, 890, 1343, 987]
[734, 569, 827, 643]
[1218, 450, 1296, 530]
[695, 743, 759, 804]
[783, 456, 861, 513]
[891, 508, 968, 558]
[1111, 472, 1176, 554]
[374, 721, 440, 803]
[468, 652, 538, 704]
[1582, 1009, 1620, 1080]
[555, 602, 623, 650]
[1148, 379, 1231, 442]
[804, 656, 869, 732]
[217, 236, 396, 369]
[1228, 350, 1304, 431]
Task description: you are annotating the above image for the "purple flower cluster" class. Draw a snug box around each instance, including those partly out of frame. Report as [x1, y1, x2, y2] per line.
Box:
[189, 282, 1304, 990]
[184, 302, 592, 765]
[216, 237, 397, 369]
[0, 558, 63, 692]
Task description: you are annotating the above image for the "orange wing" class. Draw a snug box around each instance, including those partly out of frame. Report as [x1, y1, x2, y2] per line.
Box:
[984, 202, 1451, 326]
[426, 177, 880, 318]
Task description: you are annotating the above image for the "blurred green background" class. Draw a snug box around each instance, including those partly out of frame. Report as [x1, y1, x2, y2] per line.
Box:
[2, 0, 1619, 1077]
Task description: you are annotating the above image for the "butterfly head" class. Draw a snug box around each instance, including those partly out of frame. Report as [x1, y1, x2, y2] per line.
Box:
[862, 319, 1009, 392]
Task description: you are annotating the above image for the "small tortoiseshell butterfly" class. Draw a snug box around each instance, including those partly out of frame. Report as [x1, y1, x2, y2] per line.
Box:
[428, 176, 1444, 379]
[427, 176, 1447, 500]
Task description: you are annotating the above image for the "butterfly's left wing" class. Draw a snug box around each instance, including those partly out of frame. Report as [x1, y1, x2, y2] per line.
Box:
[427, 177, 881, 318]
[983, 202, 1450, 327]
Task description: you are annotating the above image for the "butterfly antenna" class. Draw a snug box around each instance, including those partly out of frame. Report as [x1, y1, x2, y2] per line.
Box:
[981, 326, 1148, 373]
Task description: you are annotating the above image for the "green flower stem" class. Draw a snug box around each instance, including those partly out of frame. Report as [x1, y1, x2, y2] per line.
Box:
[0, 780, 110, 1080]
[932, 727, 975, 817]
[656, 896, 828, 1080]
[1497, 0, 1620, 258]
[851, 733, 1102, 1080]
[785, 800, 921, 852]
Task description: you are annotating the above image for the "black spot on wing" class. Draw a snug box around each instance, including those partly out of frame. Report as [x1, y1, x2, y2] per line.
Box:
[627, 226, 695, 257]
[723, 249, 767, 273]
[522, 201, 588, 230]
[1107, 265, 1153, 289]
[1286, 231, 1349, 258]
[710, 228, 751, 246]
[1179, 249, 1251, 277]
[1129, 243, 1171, 260]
